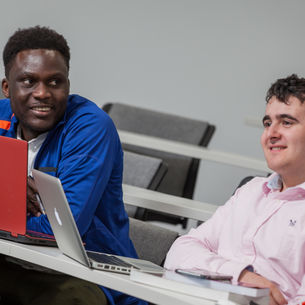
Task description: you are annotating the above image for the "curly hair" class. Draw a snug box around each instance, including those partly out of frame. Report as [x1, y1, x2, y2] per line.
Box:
[266, 74, 305, 104]
[3, 26, 70, 77]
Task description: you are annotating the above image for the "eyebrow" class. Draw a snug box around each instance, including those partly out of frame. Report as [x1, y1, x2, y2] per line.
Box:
[262, 114, 299, 123]
[17, 71, 67, 80]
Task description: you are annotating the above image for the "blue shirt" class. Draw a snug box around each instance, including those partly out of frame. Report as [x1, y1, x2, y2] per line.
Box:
[0, 94, 147, 305]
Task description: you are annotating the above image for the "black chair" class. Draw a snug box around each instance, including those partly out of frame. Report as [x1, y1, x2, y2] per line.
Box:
[103, 102, 215, 228]
[123, 151, 168, 218]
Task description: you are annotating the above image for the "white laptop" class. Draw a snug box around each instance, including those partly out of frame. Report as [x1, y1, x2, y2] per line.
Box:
[32, 169, 164, 275]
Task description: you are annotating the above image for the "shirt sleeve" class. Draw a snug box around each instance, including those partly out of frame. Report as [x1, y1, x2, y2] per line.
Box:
[288, 275, 305, 305]
[164, 189, 252, 282]
[27, 108, 122, 236]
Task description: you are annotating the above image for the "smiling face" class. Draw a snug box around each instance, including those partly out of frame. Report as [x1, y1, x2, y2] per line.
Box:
[261, 96, 305, 189]
[1, 49, 70, 141]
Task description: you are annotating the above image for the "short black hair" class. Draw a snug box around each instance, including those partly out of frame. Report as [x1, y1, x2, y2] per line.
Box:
[266, 74, 305, 104]
[3, 26, 70, 78]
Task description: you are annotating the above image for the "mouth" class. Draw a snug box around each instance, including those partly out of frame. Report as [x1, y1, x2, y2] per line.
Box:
[269, 146, 287, 151]
[31, 105, 53, 112]
[30, 105, 54, 117]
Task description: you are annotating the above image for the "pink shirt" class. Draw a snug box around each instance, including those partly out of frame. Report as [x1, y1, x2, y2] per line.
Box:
[164, 174, 305, 305]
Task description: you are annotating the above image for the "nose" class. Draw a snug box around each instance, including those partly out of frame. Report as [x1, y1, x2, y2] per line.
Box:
[32, 82, 51, 100]
[266, 123, 281, 143]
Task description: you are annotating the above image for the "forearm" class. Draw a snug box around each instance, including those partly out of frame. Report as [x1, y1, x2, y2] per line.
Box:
[164, 231, 250, 282]
[165, 190, 252, 282]
[239, 270, 287, 305]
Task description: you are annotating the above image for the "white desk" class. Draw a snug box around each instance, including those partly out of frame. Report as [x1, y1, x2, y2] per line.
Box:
[123, 184, 218, 222]
[0, 239, 217, 305]
[0, 239, 269, 305]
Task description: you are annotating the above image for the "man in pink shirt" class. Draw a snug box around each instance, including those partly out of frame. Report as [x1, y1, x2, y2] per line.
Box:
[164, 74, 305, 305]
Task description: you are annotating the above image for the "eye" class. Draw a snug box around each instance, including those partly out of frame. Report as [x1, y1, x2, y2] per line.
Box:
[22, 78, 34, 87]
[49, 79, 58, 86]
[263, 120, 271, 128]
[282, 120, 292, 127]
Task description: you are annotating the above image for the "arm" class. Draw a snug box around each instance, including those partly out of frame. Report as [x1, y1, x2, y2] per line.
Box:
[164, 189, 251, 282]
[239, 270, 287, 305]
[287, 275, 305, 305]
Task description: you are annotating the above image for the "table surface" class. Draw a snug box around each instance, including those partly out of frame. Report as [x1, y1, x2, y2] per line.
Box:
[0, 238, 269, 305]
[0, 238, 220, 305]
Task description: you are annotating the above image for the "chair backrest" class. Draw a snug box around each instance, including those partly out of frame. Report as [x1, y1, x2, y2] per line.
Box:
[128, 217, 179, 266]
[123, 151, 167, 190]
[123, 151, 168, 217]
[103, 102, 215, 227]
[103, 102, 215, 199]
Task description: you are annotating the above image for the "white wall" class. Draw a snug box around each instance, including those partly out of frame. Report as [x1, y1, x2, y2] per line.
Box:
[1, 0, 305, 205]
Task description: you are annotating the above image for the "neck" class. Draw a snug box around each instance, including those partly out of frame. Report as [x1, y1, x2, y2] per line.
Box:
[281, 174, 305, 191]
[18, 125, 40, 142]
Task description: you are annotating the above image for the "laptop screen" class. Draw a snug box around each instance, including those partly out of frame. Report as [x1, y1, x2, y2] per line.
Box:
[0, 136, 27, 236]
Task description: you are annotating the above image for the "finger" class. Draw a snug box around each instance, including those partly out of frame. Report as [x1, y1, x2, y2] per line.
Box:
[27, 197, 41, 217]
[27, 176, 38, 193]
[269, 294, 278, 305]
[270, 287, 287, 305]
[27, 202, 40, 216]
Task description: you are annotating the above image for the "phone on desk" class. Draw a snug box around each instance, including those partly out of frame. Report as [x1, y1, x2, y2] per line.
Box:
[175, 269, 233, 281]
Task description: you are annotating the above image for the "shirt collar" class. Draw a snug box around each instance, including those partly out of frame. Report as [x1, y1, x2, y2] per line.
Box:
[267, 173, 283, 191]
[263, 173, 305, 200]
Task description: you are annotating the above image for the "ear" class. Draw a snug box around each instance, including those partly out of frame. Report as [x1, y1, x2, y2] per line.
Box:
[1, 78, 10, 98]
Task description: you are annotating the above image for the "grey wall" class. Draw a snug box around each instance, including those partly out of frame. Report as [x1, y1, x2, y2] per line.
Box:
[1, 0, 304, 205]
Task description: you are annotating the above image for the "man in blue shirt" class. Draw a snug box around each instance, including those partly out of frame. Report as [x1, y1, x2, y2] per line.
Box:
[0, 26, 146, 305]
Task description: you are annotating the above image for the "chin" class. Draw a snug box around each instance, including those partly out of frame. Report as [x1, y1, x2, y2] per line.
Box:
[31, 120, 58, 133]
[265, 161, 280, 173]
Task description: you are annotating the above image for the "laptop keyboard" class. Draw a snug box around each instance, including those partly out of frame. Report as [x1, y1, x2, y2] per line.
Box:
[87, 251, 133, 268]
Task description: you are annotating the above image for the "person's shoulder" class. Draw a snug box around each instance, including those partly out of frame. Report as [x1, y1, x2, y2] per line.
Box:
[64, 94, 116, 134]
[67, 94, 105, 114]
[66, 94, 112, 123]
[246, 175, 269, 185]
[0, 98, 13, 118]
[241, 175, 269, 188]
[234, 175, 269, 196]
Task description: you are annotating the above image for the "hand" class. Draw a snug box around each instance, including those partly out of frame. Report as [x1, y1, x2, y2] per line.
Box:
[27, 176, 42, 217]
[238, 270, 287, 305]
